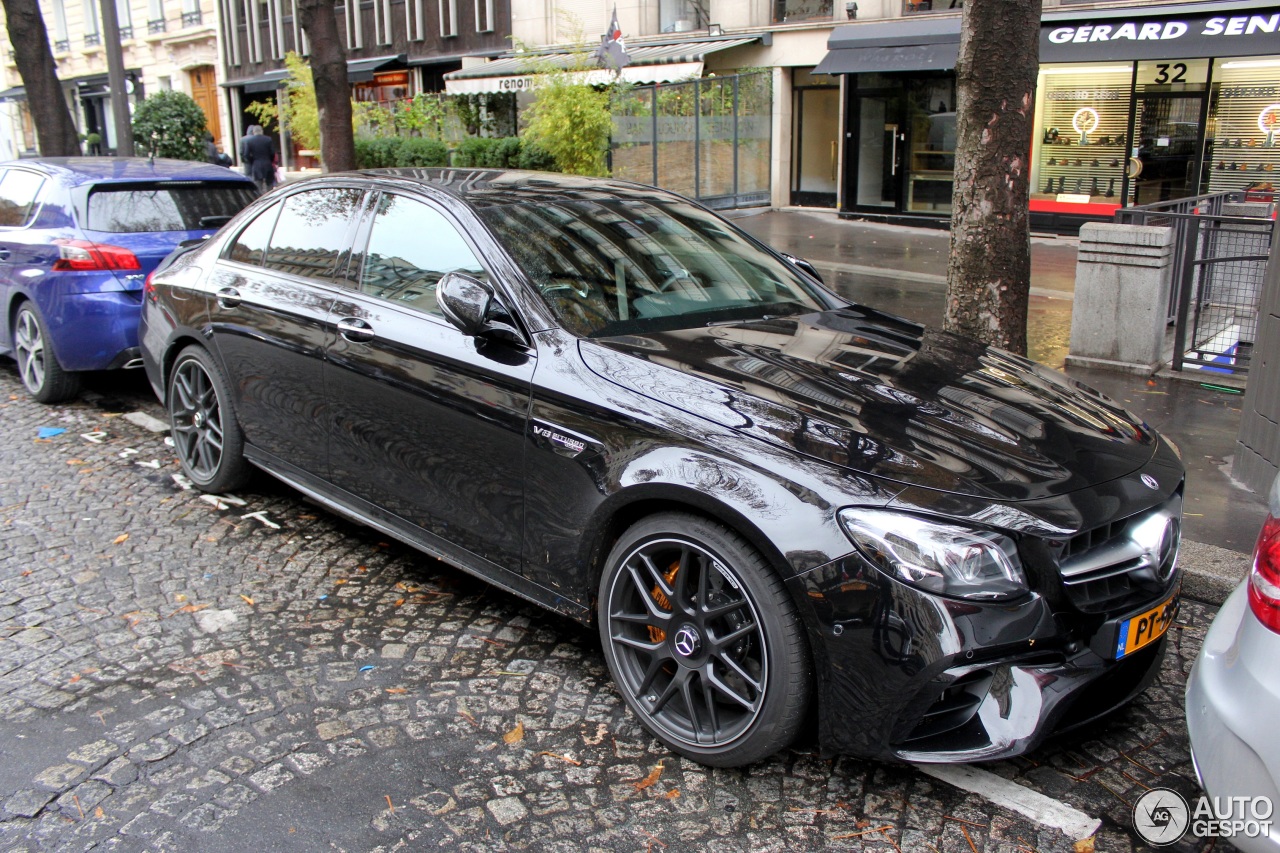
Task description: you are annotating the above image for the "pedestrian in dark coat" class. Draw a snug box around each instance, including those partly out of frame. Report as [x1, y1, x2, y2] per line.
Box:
[241, 125, 277, 194]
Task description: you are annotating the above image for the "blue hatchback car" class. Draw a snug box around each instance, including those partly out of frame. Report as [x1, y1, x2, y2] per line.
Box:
[0, 158, 257, 402]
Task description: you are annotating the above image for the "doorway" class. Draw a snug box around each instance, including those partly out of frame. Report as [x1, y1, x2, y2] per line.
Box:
[791, 83, 840, 207]
[189, 66, 222, 143]
[1133, 93, 1206, 204]
[848, 92, 901, 210]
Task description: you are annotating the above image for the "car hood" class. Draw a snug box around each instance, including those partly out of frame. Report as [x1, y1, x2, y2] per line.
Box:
[580, 307, 1159, 502]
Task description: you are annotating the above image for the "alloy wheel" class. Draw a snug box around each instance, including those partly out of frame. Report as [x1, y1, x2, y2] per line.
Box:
[170, 357, 226, 482]
[605, 537, 768, 749]
[14, 308, 46, 394]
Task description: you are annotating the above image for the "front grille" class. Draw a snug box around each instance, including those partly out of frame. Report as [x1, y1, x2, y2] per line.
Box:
[1054, 495, 1181, 614]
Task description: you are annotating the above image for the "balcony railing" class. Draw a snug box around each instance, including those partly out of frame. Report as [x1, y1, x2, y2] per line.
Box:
[84, 33, 101, 47]
[119, 25, 133, 38]
[181, 9, 202, 26]
[147, 18, 167, 32]
[54, 38, 70, 52]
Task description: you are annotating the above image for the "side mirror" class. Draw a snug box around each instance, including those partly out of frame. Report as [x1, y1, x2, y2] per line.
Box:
[438, 272, 525, 345]
[781, 252, 824, 284]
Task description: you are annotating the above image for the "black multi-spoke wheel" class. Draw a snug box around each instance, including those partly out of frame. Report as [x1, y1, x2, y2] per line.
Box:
[167, 346, 250, 493]
[12, 301, 80, 403]
[599, 513, 811, 767]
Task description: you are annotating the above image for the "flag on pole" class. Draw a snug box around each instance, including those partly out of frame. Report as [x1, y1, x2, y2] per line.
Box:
[594, 6, 631, 72]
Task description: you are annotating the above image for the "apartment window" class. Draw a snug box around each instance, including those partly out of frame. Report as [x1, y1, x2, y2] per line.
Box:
[220, 0, 240, 65]
[158, 75, 171, 90]
[82, 0, 100, 38]
[771, 0, 829, 24]
[373, 0, 392, 44]
[51, 0, 71, 43]
[474, 0, 491, 32]
[117, 0, 134, 38]
[439, 0, 456, 37]
[404, 0, 425, 40]
[344, 2, 363, 49]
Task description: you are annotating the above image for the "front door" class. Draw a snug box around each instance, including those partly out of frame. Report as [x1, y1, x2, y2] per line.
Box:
[847, 93, 902, 211]
[189, 66, 221, 142]
[1133, 94, 1206, 204]
[791, 86, 840, 207]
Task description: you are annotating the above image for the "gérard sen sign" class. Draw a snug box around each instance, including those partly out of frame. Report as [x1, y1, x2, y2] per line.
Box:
[1041, 9, 1280, 60]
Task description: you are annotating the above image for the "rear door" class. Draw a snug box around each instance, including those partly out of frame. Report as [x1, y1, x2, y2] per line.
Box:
[323, 190, 534, 573]
[205, 186, 366, 476]
[0, 167, 51, 353]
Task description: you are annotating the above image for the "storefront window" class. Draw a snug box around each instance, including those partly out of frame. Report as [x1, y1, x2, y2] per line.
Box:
[1204, 56, 1280, 198]
[354, 71, 410, 107]
[1032, 63, 1134, 208]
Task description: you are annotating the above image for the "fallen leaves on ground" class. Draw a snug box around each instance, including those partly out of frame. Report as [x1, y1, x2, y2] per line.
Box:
[537, 751, 582, 766]
[1074, 838, 1096, 853]
[503, 720, 524, 744]
[633, 762, 664, 792]
[240, 594, 255, 607]
[112, 534, 129, 545]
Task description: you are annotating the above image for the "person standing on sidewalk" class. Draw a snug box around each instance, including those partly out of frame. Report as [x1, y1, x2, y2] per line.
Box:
[241, 125, 277, 194]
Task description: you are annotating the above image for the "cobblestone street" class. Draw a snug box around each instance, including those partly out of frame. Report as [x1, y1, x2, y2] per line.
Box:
[0, 361, 1221, 852]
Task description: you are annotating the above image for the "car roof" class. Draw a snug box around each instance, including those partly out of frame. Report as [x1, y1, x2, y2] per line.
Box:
[0, 157, 254, 187]
[353, 168, 678, 207]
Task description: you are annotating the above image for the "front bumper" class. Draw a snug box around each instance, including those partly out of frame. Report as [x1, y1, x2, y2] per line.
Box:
[1186, 582, 1280, 853]
[788, 554, 1174, 762]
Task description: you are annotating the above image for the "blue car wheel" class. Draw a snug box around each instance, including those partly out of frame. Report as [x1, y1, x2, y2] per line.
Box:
[13, 301, 81, 403]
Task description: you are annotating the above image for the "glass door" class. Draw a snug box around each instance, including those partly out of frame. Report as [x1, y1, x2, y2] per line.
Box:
[1133, 94, 1206, 204]
[849, 94, 901, 209]
[791, 86, 840, 207]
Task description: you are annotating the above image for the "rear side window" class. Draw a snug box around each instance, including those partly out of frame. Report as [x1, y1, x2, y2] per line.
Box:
[86, 182, 257, 232]
[262, 188, 365, 283]
[0, 170, 46, 227]
[226, 201, 281, 266]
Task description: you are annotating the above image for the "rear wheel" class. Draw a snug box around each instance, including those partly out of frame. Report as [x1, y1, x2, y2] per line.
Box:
[168, 345, 250, 493]
[13, 301, 81, 403]
[598, 513, 812, 767]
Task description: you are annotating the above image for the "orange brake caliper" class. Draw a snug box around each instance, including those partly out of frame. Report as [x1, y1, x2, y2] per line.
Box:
[647, 560, 681, 644]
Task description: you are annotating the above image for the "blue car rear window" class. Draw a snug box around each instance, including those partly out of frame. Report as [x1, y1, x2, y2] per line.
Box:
[87, 183, 258, 233]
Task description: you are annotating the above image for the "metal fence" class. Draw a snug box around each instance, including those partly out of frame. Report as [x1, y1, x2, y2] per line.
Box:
[610, 72, 772, 211]
[1115, 192, 1276, 375]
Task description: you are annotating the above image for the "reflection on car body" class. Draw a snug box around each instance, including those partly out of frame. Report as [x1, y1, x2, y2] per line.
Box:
[140, 169, 1185, 768]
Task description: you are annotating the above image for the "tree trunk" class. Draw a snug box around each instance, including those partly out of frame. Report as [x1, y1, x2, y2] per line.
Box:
[944, 0, 1041, 356]
[295, 0, 354, 172]
[1, 0, 81, 156]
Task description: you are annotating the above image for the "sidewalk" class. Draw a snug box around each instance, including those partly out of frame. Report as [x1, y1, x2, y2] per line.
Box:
[732, 207, 1263, 604]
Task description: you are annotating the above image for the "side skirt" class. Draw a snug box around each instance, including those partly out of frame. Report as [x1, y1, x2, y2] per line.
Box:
[244, 447, 592, 625]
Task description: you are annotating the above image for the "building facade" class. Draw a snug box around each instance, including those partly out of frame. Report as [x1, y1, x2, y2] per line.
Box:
[0, 0, 224, 158]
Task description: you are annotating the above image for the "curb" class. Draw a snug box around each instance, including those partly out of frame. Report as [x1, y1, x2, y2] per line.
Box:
[1179, 539, 1250, 606]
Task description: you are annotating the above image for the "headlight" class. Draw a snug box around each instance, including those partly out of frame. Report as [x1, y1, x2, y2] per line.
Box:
[838, 508, 1028, 602]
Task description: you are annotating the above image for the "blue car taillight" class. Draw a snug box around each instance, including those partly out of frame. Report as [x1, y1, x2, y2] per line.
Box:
[52, 239, 142, 271]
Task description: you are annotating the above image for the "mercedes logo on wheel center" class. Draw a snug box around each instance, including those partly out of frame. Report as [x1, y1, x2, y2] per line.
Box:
[672, 625, 701, 658]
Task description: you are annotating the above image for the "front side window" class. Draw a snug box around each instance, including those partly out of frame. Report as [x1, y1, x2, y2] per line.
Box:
[479, 196, 833, 337]
[356, 193, 486, 316]
[262, 188, 365, 282]
[87, 183, 257, 232]
[0, 170, 46, 227]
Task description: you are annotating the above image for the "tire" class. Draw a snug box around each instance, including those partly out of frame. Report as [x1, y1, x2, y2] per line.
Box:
[167, 345, 251, 494]
[12, 301, 81, 403]
[598, 513, 812, 767]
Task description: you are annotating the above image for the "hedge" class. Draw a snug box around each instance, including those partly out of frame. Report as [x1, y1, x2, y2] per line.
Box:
[353, 135, 557, 171]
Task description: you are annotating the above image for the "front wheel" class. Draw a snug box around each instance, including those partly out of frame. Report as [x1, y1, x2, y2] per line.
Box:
[598, 513, 812, 767]
[13, 301, 80, 403]
[167, 345, 250, 494]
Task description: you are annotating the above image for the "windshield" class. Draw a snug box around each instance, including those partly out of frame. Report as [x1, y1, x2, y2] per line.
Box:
[477, 197, 836, 337]
[87, 182, 258, 233]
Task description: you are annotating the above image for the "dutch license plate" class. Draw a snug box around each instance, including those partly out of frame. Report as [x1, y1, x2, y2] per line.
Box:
[1114, 591, 1179, 659]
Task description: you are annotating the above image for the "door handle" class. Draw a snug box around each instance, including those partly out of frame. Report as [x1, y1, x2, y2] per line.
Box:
[0, 249, 10, 261]
[336, 317, 375, 343]
[216, 286, 241, 308]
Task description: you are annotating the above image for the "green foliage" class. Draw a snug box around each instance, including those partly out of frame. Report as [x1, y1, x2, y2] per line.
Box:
[515, 141, 556, 171]
[353, 136, 449, 169]
[131, 91, 208, 161]
[524, 74, 616, 177]
[450, 137, 555, 171]
[281, 52, 321, 152]
[397, 93, 448, 139]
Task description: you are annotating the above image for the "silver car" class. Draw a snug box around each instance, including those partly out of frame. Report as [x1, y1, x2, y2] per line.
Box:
[1186, 473, 1280, 852]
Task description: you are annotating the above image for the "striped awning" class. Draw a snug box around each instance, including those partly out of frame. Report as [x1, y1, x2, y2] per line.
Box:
[444, 37, 758, 94]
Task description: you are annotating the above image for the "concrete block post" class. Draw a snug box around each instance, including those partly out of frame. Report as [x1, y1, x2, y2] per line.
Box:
[1065, 223, 1176, 375]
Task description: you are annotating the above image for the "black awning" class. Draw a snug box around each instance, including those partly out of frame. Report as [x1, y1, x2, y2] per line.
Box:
[347, 54, 404, 82]
[815, 17, 961, 75]
[814, 42, 960, 75]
